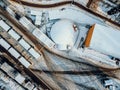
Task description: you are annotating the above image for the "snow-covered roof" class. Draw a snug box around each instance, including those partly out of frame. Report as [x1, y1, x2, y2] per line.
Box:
[25, 82, 34, 90]
[0, 38, 10, 50]
[32, 28, 55, 48]
[35, 15, 41, 25]
[0, 63, 13, 73]
[104, 79, 113, 86]
[85, 24, 120, 59]
[19, 39, 31, 50]
[50, 19, 78, 50]
[15, 74, 25, 84]
[19, 17, 35, 32]
[28, 48, 40, 59]
[31, 10, 41, 15]
[0, 20, 10, 31]
[30, 10, 42, 25]
[8, 47, 20, 59]
[8, 29, 20, 40]
[19, 57, 31, 68]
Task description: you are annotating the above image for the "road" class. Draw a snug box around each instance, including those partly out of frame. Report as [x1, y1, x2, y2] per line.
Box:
[11, 0, 120, 28]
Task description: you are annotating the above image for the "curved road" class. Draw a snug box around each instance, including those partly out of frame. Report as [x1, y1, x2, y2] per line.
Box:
[12, 0, 120, 28]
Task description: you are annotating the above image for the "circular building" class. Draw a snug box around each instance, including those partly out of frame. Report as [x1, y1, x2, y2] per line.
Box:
[50, 19, 79, 50]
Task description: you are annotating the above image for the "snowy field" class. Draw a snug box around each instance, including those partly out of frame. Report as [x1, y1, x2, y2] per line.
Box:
[24, 4, 120, 68]
[48, 7, 104, 25]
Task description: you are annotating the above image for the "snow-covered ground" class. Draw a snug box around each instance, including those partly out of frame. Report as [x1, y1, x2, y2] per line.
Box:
[69, 47, 119, 68]
[25, 5, 105, 25]
[23, 3, 120, 68]
[48, 7, 104, 25]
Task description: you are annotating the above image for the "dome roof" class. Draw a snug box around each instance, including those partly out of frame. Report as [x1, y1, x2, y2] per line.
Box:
[50, 19, 78, 50]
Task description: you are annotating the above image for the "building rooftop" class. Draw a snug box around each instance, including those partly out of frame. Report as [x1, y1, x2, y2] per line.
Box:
[50, 19, 79, 50]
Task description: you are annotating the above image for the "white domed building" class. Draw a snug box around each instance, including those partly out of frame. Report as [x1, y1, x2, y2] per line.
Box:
[49, 19, 79, 50]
